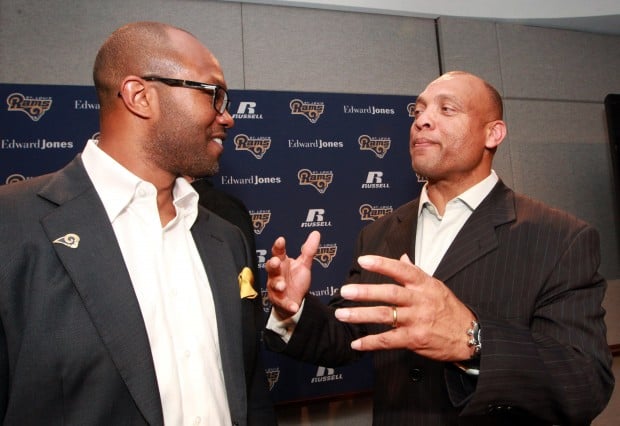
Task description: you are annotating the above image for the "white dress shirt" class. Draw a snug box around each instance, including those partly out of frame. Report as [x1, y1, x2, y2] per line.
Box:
[415, 171, 499, 275]
[81, 140, 231, 426]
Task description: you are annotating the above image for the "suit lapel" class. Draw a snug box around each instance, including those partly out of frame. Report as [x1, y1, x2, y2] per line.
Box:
[385, 199, 419, 260]
[38, 157, 164, 425]
[191, 212, 246, 420]
[433, 181, 516, 283]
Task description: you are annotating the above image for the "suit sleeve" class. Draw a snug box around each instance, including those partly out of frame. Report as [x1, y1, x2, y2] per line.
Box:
[447, 223, 614, 424]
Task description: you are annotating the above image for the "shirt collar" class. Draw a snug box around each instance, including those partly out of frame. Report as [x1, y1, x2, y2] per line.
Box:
[81, 139, 199, 225]
[418, 170, 499, 217]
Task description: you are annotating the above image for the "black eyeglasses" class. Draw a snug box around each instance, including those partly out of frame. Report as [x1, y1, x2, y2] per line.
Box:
[142, 76, 231, 114]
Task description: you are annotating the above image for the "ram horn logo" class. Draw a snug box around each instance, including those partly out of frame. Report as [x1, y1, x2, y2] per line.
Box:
[359, 204, 394, 222]
[358, 135, 391, 159]
[5, 173, 26, 184]
[6, 93, 52, 121]
[250, 210, 271, 235]
[289, 99, 325, 123]
[297, 169, 333, 194]
[234, 134, 272, 159]
[313, 244, 337, 268]
[407, 102, 416, 117]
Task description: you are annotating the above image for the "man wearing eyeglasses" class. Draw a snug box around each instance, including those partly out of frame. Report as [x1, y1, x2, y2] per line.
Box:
[0, 21, 276, 426]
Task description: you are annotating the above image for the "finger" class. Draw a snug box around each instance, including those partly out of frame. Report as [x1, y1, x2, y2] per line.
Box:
[264, 256, 282, 276]
[271, 236, 287, 257]
[335, 305, 396, 327]
[340, 283, 407, 305]
[357, 254, 425, 286]
[299, 230, 321, 268]
[350, 331, 399, 352]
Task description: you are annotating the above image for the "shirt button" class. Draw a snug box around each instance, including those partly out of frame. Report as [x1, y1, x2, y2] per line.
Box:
[193, 416, 201, 425]
[410, 368, 424, 382]
[184, 350, 191, 358]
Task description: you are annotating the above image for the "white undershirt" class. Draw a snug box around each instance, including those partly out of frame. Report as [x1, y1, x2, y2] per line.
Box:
[82, 140, 231, 426]
[415, 171, 498, 275]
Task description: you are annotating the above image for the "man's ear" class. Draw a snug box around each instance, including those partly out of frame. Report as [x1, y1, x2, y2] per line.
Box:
[117, 76, 155, 119]
[485, 120, 507, 150]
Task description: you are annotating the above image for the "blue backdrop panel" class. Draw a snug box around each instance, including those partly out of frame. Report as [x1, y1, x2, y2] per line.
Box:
[1, 83, 422, 403]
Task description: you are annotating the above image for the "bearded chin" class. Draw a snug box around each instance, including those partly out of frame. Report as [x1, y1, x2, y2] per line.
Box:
[189, 159, 219, 178]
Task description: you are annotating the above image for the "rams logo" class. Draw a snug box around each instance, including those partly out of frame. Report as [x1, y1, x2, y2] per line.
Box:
[289, 99, 325, 123]
[298, 169, 333, 194]
[234, 134, 272, 159]
[5, 174, 26, 184]
[314, 244, 337, 268]
[265, 367, 280, 391]
[407, 102, 417, 118]
[359, 204, 393, 221]
[358, 135, 391, 159]
[250, 210, 271, 235]
[6, 93, 52, 121]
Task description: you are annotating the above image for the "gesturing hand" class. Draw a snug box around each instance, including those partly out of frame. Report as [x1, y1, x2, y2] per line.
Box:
[266, 231, 321, 319]
[335, 253, 477, 362]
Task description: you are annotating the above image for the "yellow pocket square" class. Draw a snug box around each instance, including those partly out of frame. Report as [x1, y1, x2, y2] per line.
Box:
[238, 267, 258, 299]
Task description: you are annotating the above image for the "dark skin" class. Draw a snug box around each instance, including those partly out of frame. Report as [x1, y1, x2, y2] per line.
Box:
[96, 26, 234, 226]
[266, 72, 507, 362]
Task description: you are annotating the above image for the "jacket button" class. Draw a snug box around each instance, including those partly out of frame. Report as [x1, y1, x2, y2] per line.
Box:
[409, 368, 424, 382]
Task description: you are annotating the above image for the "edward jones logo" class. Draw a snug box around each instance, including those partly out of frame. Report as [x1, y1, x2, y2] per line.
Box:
[358, 135, 391, 159]
[298, 169, 333, 194]
[313, 244, 337, 268]
[250, 210, 271, 235]
[6, 93, 52, 121]
[234, 134, 271, 159]
[359, 204, 393, 221]
[289, 99, 325, 123]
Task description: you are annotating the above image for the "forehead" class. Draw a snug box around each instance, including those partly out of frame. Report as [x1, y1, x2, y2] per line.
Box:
[417, 74, 482, 105]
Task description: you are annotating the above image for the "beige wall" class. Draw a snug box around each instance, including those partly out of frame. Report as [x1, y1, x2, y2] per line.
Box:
[1, 0, 618, 423]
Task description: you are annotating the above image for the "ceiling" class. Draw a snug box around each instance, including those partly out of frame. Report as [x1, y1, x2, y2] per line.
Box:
[217, 0, 620, 36]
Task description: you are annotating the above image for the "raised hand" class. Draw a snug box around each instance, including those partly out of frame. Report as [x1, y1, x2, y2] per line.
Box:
[266, 231, 321, 318]
[334, 253, 477, 362]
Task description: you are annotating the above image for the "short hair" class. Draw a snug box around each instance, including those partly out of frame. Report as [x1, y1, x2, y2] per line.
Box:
[92, 21, 189, 109]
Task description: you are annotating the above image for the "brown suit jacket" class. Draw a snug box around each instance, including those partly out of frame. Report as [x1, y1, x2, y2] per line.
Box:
[265, 180, 614, 425]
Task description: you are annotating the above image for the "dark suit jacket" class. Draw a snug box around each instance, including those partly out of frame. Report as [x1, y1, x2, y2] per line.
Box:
[0, 156, 276, 426]
[191, 177, 259, 280]
[265, 180, 614, 425]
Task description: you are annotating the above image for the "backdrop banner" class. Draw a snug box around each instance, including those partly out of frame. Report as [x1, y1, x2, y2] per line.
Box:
[1, 83, 422, 403]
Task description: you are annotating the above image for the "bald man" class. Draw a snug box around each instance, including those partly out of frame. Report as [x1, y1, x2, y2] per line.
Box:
[264, 71, 614, 425]
[0, 22, 276, 426]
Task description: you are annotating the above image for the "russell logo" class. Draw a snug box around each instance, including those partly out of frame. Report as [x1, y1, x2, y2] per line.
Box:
[233, 101, 263, 119]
